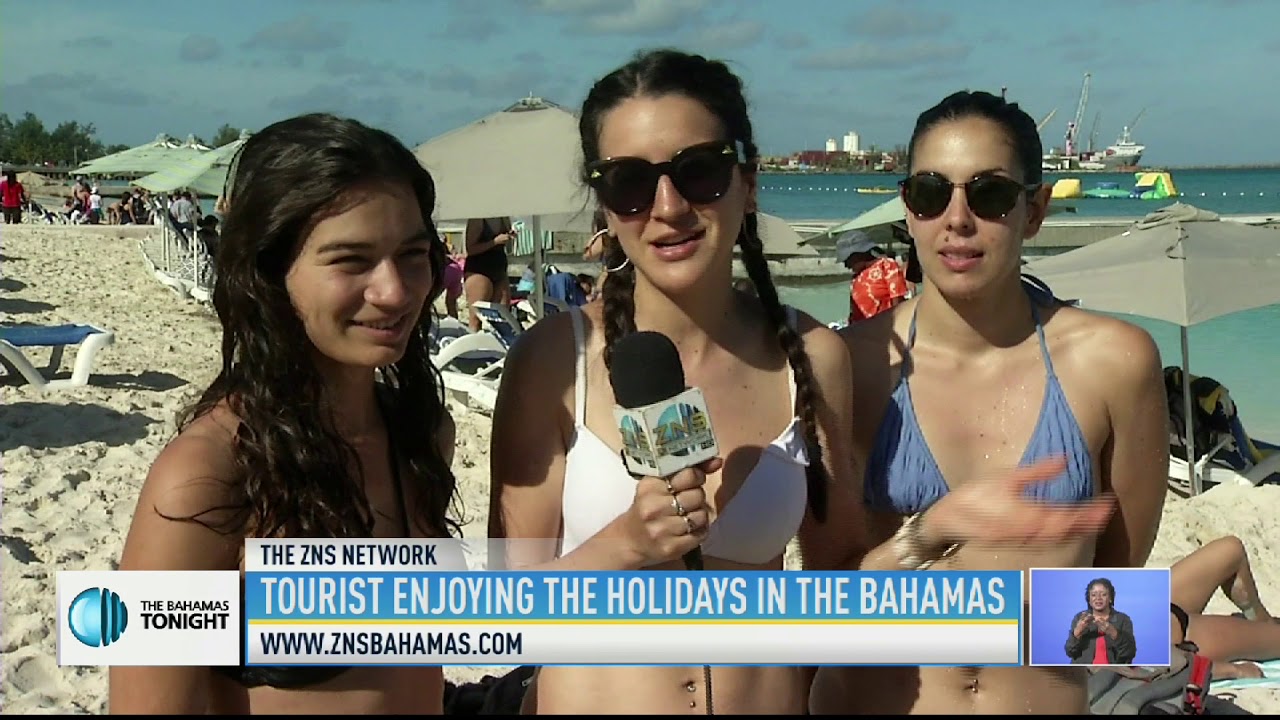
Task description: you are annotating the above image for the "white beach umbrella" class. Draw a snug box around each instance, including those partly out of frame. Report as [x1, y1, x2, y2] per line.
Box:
[413, 96, 590, 320]
[1023, 202, 1280, 494]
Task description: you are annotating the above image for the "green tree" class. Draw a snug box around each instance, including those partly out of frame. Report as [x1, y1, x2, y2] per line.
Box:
[0, 112, 243, 167]
[0, 112, 109, 165]
[211, 123, 242, 147]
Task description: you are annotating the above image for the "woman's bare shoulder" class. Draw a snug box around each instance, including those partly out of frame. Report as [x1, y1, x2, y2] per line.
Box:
[838, 300, 915, 379]
[125, 403, 247, 563]
[1044, 305, 1163, 386]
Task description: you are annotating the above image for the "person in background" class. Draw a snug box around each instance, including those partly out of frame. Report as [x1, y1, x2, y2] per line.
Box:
[575, 273, 598, 302]
[1, 170, 27, 223]
[109, 190, 135, 225]
[462, 217, 514, 332]
[1167, 535, 1280, 679]
[130, 188, 151, 225]
[196, 214, 220, 258]
[87, 185, 103, 224]
[834, 229, 908, 324]
[169, 190, 198, 237]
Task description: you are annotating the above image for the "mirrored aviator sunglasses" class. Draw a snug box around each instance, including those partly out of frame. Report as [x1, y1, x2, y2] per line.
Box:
[899, 172, 1039, 221]
[587, 140, 743, 217]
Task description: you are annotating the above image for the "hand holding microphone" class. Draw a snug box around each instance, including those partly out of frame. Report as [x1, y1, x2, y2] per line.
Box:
[609, 331, 723, 571]
[621, 466, 717, 569]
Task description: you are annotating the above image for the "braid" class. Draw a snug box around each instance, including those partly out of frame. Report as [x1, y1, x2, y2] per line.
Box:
[600, 236, 637, 372]
[738, 213, 829, 522]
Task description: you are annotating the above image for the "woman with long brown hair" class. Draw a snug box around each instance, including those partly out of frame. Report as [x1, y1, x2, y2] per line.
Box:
[110, 112, 461, 715]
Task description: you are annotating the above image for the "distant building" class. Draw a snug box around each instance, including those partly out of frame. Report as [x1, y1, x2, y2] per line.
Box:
[843, 131, 861, 155]
[794, 150, 846, 167]
[824, 138, 837, 152]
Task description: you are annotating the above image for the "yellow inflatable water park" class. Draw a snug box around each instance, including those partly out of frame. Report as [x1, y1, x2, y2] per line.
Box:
[1132, 171, 1178, 199]
[1061, 171, 1181, 200]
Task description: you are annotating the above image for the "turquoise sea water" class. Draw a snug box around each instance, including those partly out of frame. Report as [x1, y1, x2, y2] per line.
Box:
[756, 168, 1280, 220]
[761, 168, 1280, 442]
[195, 168, 1279, 440]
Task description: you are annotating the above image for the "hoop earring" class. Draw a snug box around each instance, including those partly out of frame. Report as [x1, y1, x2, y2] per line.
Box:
[589, 228, 610, 246]
[606, 256, 631, 273]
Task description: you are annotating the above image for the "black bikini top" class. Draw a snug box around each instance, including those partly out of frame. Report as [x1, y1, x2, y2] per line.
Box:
[214, 396, 410, 690]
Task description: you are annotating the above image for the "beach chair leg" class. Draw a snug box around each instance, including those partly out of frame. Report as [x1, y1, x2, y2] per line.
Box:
[64, 331, 115, 387]
[46, 344, 66, 375]
[0, 344, 51, 389]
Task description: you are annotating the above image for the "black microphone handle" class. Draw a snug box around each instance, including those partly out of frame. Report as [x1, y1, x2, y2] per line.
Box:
[617, 449, 705, 572]
[683, 547, 703, 572]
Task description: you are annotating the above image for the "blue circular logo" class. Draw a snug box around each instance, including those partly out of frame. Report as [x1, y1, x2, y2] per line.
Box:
[68, 587, 128, 647]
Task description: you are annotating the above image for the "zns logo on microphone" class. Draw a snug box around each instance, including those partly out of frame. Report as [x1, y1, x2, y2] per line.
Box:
[654, 404, 713, 456]
[68, 587, 128, 648]
[620, 415, 655, 464]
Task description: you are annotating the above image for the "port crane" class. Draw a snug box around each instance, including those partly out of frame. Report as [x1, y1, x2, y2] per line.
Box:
[1064, 72, 1091, 157]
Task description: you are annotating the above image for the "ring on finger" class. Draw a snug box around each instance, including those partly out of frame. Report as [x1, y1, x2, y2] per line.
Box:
[665, 478, 675, 495]
[684, 515, 696, 535]
[671, 496, 687, 516]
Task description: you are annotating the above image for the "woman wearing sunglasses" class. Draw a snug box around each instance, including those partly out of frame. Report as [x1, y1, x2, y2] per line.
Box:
[487, 48, 865, 714]
[809, 91, 1170, 714]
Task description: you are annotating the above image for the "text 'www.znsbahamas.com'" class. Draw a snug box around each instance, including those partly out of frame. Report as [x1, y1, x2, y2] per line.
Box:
[257, 630, 525, 657]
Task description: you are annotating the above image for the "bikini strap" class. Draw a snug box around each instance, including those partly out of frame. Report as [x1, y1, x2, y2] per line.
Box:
[569, 306, 587, 425]
[907, 302, 921, 349]
[1027, 291, 1058, 378]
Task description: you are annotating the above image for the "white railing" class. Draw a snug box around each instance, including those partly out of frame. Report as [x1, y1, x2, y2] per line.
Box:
[136, 196, 214, 304]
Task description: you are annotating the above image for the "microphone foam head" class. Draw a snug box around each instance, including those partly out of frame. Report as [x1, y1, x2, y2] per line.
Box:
[609, 331, 685, 408]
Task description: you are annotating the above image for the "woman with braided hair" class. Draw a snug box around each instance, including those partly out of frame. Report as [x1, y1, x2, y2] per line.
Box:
[486, 48, 865, 714]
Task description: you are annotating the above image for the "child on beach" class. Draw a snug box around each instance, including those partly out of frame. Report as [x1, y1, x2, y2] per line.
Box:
[109, 112, 460, 715]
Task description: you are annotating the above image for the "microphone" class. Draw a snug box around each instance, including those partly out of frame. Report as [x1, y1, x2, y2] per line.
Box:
[609, 331, 719, 572]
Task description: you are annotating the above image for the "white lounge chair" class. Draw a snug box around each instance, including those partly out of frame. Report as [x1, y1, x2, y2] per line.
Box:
[431, 332, 506, 378]
[1169, 436, 1280, 494]
[471, 301, 526, 351]
[513, 297, 570, 328]
[1163, 366, 1280, 495]
[0, 324, 115, 389]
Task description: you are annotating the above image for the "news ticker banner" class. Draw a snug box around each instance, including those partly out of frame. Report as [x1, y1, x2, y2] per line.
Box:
[58, 539, 1024, 667]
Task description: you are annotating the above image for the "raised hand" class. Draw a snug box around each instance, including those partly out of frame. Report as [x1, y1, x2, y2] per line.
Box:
[920, 456, 1117, 552]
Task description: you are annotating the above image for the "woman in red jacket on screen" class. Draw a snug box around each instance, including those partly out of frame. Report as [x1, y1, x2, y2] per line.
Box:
[1065, 578, 1137, 664]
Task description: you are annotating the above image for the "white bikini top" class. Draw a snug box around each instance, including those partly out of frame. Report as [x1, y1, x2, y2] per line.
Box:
[558, 306, 810, 566]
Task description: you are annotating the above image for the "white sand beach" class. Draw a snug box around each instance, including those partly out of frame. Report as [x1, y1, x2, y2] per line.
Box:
[2, 224, 1278, 714]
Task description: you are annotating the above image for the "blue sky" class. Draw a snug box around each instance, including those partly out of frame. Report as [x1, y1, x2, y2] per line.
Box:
[4, 0, 1278, 166]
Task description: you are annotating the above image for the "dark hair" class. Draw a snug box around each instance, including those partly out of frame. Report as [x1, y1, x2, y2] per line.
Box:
[1086, 578, 1116, 607]
[904, 91, 1044, 282]
[580, 48, 828, 522]
[172, 112, 460, 541]
[3, 170, 15, 183]
[907, 90, 1043, 186]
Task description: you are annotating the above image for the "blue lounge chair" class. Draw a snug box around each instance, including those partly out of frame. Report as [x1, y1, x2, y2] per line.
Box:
[0, 324, 115, 389]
